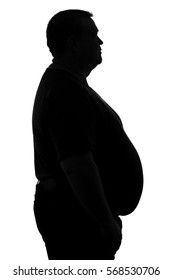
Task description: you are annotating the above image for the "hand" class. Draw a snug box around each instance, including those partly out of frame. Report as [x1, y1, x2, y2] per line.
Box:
[100, 220, 122, 255]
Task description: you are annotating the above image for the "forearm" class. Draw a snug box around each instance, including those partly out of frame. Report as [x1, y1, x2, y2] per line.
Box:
[60, 153, 115, 226]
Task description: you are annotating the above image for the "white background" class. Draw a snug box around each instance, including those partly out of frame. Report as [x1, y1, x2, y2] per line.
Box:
[1, 0, 173, 279]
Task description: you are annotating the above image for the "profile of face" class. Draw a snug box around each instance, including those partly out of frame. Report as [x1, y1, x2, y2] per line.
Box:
[76, 18, 103, 72]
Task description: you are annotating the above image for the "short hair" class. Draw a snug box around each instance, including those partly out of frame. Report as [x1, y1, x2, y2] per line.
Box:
[46, 9, 93, 56]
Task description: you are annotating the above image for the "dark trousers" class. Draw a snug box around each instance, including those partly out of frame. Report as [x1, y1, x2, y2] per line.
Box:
[34, 182, 122, 260]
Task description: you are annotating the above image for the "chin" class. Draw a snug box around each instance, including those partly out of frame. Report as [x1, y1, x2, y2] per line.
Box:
[95, 57, 102, 66]
[91, 60, 102, 71]
[96, 52, 102, 62]
[88, 56, 102, 73]
[98, 53, 102, 63]
[98, 56, 102, 64]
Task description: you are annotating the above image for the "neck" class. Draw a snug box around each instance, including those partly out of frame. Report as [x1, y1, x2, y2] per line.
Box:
[52, 55, 92, 81]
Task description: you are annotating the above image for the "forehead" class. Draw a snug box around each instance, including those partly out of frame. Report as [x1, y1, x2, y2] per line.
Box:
[80, 18, 99, 34]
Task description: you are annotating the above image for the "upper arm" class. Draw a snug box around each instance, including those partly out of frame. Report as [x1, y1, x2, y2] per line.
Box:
[49, 83, 97, 162]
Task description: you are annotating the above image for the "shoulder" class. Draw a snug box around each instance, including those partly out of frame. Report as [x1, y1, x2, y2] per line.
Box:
[44, 69, 93, 110]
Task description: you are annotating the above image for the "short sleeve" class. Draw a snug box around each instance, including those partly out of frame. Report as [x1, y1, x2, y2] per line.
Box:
[48, 81, 97, 161]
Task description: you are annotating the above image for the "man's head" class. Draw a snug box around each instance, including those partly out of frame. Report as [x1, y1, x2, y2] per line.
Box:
[46, 9, 103, 74]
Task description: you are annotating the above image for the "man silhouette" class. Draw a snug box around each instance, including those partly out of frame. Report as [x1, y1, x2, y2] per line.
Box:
[32, 9, 143, 260]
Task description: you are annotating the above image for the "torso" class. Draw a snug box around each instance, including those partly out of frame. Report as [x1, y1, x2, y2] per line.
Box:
[33, 68, 143, 216]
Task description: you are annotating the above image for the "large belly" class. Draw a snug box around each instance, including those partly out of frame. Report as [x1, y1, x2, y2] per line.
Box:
[101, 132, 143, 216]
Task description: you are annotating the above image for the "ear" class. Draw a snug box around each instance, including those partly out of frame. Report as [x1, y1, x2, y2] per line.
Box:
[67, 36, 79, 52]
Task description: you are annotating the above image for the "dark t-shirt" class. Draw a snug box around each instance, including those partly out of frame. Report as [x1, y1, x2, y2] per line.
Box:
[32, 68, 143, 216]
